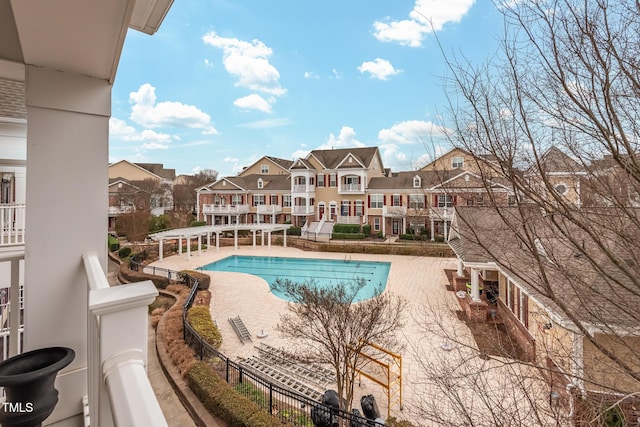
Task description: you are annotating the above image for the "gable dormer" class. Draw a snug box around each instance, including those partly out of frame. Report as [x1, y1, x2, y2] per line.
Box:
[413, 175, 421, 188]
[336, 152, 365, 169]
[257, 178, 264, 189]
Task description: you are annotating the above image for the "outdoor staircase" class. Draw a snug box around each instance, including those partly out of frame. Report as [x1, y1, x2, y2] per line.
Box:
[228, 316, 252, 344]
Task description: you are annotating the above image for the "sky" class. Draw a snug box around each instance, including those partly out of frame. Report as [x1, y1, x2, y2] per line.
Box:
[109, 0, 505, 177]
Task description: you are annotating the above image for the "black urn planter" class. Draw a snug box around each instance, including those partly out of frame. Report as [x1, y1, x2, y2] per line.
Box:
[0, 347, 75, 427]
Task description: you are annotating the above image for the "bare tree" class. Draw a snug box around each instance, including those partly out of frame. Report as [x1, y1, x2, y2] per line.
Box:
[414, 0, 640, 424]
[274, 278, 407, 413]
[173, 169, 218, 213]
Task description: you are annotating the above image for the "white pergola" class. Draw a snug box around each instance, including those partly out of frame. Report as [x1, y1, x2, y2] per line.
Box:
[149, 224, 292, 260]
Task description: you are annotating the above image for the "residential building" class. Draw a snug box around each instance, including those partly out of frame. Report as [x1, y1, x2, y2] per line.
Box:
[0, 1, 175, 425]
[197, 146, 514, 239]
[448, 206, 640, 418]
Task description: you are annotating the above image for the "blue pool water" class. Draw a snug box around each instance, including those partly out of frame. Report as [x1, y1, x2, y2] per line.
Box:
[200, 256, 391, 302]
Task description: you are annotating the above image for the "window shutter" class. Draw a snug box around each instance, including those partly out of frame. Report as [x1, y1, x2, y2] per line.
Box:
[349, 201, 352, 216]
[367, 195, 371, 208]
[383, 195, 386, 206]
[424, 195, 428, 206]
[433, 195, 438, 206]
[358, 176, 361, 184]
[399, 195, 402, 206]
[453, 195, 458, 206]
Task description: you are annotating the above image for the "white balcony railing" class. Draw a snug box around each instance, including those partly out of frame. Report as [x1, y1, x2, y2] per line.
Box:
[0, 204, 25, 246]
[292, 205, 314, 215]
[429, 206, 454, 220]
[202, 204, 249, 214]
[339, 183, 364, 193]
[107, 206, 134, 216]
[83, 253, 167, 427]
[257, 204, 282, 214]
[382, 206, 407, 217]
[0, 247, 25, 364]
[292, 185, 314, 193]
[336, 215, 361, 224]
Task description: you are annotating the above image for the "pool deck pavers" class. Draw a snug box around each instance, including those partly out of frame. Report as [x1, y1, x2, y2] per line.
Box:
[149, 245, 462, 421]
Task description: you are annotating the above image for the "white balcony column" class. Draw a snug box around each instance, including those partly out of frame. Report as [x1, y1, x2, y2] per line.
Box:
[283, 228, 287, 247]
[470, 268, 481, 302]
[159, 238, 164, 261]
[444, 221, 449, 241]
[25, 65, 111, 422]
[268, 231, 272, 250]
[234, 228, 238, 250]
[430, 218, 435, 241]
[252, 230, 257, 249]
[457, 258, 464, 277]
[272, 213, 276, 223]
[9, 257, 21, 357]
[402, 217, 406, 235]
[382, 217, 386, 237]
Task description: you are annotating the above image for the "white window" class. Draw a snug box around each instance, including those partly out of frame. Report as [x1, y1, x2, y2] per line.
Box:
[452, 157, 464, 168]
[374, 217, 381, 231]
[253, 195, 265, 206]
[261, 164, 269, 174]
[317, 174, 324, 187]
[413, 175, 421, 188]
[354, 200, 364, 216]
[257, 178, 264, 189]
[508, 195, 516, 205]
[330, 174, 337, 187]
[370, 194, 383, 209]
[392, 194, 401, 206]
[270, 195, 278, 205]
[409, 194, 424, 209]
[438, 195, 453, 208]
[283, 195, 291, 207]
[231, 195, 242, 206]
[555, 183, 567, 195]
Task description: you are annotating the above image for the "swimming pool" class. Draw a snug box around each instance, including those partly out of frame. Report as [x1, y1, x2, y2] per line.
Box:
[200, 255, 391, 302]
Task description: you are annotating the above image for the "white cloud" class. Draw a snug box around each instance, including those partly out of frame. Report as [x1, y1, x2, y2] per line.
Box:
[358, 58, 403, 80]
[238, 118, 293, 129]
[141, 142, 169, 150]
[378, 120, 451, 144]
[373, 0, 475, 47]
[379, 143, 409, 170]
[233, 94, 273, 113]
[109, 117, 136, 136]
[331, 69, 344, 80]
[129, 84, 218, 134]
[304, 71, 319, 79]
[123, 129, 173, 144]
[202, 31, 286, 96]
[291, 126, 365, 159]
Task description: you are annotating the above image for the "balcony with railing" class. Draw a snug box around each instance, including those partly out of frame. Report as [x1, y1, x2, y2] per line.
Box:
[0, 204, 25, 246]
[382, 205, 407, 217]
[292, 205, 315, 215]
[256, 204, 282, 214]
[107, 205, 134, 216]
[429, 206, 454, 220]
[202, 203, 249, 214]
[292, 184, 315, 194]
[338, 182, 365, 194]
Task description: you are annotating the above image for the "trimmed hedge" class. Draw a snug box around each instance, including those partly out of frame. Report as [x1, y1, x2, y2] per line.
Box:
[398, 234, 430, 241]
[332, 223, 361, 234]
[190, 220, 207, 227]
[331, 233, 366, 240]
[362, 224, 371, 236]
[179, 270, 211, 290]
[287, 226, 301, 236]
[108, 235, 120, 252]
[186, 306, 222, 349]
[118, 247, 132, 258]
[186, 362, 282, 427]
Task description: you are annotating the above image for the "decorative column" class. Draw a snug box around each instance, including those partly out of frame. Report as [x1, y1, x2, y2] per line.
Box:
[197, 235, 202, 256]
[470, 268, 481, 302]
[186, 236, 191, 261]
[268, 231, 272, 250]
[283, 228, 287, 247]
[444, 220, 449, 241]
[234, 228, 238, 250]
[252, 230, 257, 249]
[215, 232, 220, 252]
[159, 238, 164, 261]
[457, 258, 464, 277]
[178, 236, 183, 256]
[430, 218, 435, 241]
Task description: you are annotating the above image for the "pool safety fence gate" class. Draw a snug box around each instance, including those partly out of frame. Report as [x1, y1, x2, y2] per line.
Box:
[131, 259, 383, 426]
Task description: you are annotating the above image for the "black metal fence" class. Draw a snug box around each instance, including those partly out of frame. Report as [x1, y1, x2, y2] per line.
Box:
[132, 259, 383, 426]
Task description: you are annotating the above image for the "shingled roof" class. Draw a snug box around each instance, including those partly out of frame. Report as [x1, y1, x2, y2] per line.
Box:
[309, 147, 378, 169]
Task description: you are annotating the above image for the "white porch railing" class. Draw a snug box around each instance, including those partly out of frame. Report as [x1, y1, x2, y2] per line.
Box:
[0, 204, 25, 246]
[429, 206, 453, 220]
[382, 206, 407, 217]
[292, 205, 314, 215]
[202, 204, 249, 214]
[107, 206, 134, 216]
[257, 204, 282, 214]
[336, 215, 361, 224]
[339, 183, 363, 192]
[83, 253, 167, 427]
[292, 184, 313, 193]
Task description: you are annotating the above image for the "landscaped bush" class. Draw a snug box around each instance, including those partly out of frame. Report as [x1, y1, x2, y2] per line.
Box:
[186, 362, 282, 427]
[362, 224, 371, 236]
[178, 270, 211, 290]
[118, 246, 132, 258]
[108, 235, 120, 252]
[398, 234, 430, 241]
[190, 220, 207, 227]
[376, 231, 384, 238]
[287, 226, 301, 236]
[387, 417, 417, 427]
[331, 232, 366, 240]
[186, 306, 222, 349]
[332, 223, 361, 234]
